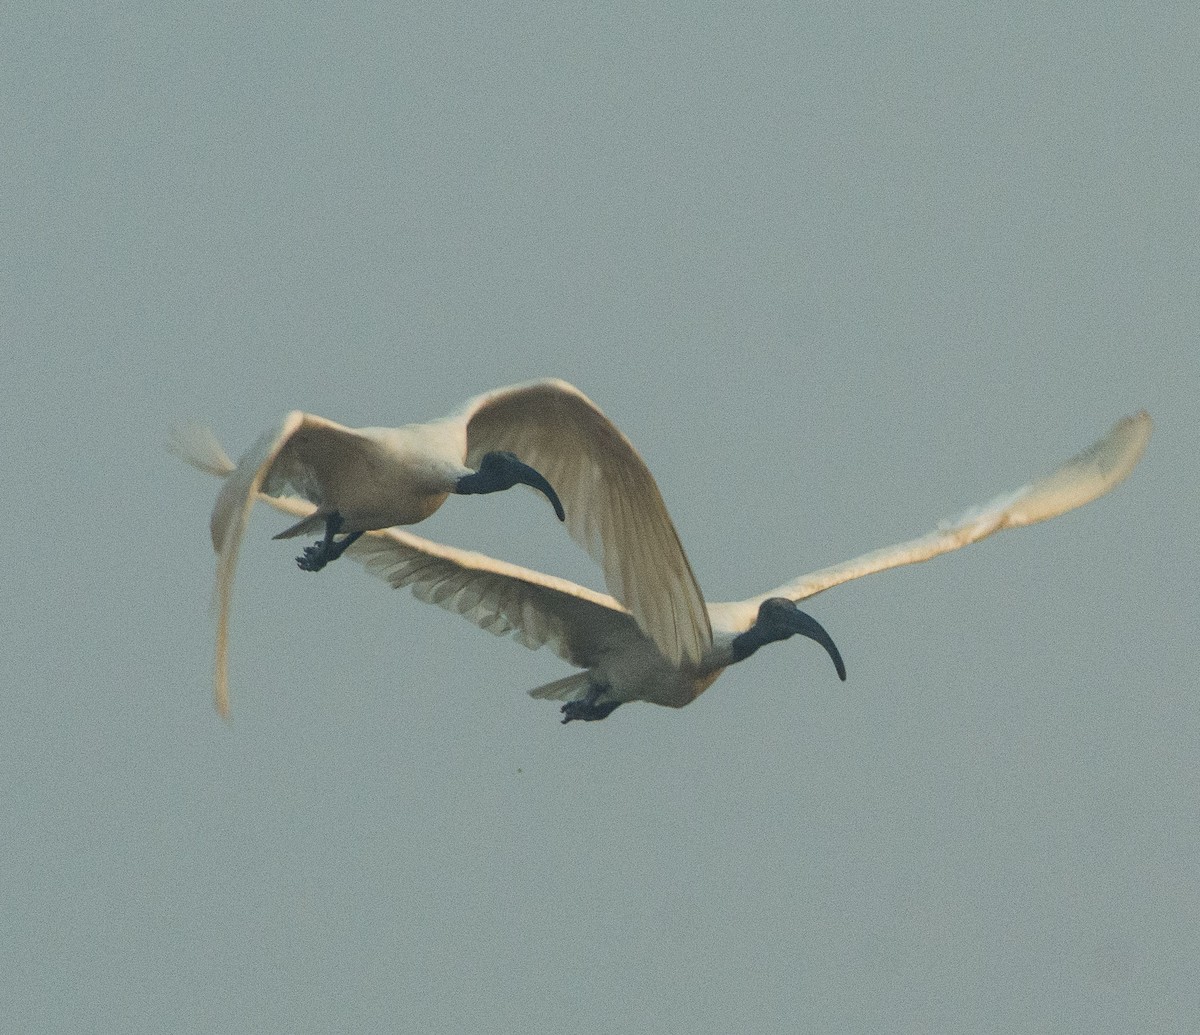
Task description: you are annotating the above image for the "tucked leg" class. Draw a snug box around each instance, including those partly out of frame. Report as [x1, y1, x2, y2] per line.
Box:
[296, 513, 363, 572]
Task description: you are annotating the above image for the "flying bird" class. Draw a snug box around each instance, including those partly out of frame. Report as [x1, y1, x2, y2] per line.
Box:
[171, 379, 712, 716]
[176, 410, 1151, 723]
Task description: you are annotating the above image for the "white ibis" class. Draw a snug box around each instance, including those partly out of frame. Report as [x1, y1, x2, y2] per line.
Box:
[171, 379, 711, 716]
[176, 410, 1151, 723]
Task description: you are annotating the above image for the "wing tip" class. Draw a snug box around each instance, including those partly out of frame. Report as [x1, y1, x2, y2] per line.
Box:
[998, 409, 1153, 529]
[1120, 409, 1154, 456]
[1093, 408, 1154, 483]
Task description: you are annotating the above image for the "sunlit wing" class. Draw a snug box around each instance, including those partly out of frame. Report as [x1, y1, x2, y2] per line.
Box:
[171, 424, 635, 690]
[346, 531, 634, 671]
[752, 411, 1153, 606]
[172, 412, 364, 717]
[455, 378, 711, 667]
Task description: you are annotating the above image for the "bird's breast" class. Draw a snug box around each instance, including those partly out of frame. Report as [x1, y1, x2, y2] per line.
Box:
[321, 431, 461, 531]
[599, 643, 726, 709]
[340, 487, 450, 530]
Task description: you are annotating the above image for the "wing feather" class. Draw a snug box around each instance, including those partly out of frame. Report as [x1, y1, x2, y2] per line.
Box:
[203, 412, 307, 718]
[346, 530, 633, 669]
[176, 412, 373, 717]
[455, 378, 712, 667]
[174, 425, 635, 678]
[751, 411, 1152, 606]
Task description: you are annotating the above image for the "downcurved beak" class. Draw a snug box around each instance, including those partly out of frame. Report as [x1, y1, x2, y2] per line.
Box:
[512, 461, 566, 522]
[789, 607, 847, 681]
[456, 452, 567, 521]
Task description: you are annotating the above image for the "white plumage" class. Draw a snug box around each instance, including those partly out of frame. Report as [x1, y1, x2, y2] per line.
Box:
[170, 379, 711, 716]
[176, 410, 1151, 722]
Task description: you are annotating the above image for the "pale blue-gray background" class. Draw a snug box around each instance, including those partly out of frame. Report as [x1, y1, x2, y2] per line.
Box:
[4, 3, 1196, 1032]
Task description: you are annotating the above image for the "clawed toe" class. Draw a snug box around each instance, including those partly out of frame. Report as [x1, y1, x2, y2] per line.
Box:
[560, 697, 622, 723]
[294, 522, 363, 572]
[296, 542, 329, 572]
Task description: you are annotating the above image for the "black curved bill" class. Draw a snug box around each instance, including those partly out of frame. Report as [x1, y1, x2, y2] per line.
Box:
[789, 607, 847, 681]
[456, 451, 566, 522]
[510, 460, 566, 522]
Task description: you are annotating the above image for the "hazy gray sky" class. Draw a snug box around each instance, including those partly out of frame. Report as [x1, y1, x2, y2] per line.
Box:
[5, 3, 1196, 1032]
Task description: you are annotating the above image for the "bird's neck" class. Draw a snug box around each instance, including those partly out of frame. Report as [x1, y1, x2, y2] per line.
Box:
[729, 622, 787, 664]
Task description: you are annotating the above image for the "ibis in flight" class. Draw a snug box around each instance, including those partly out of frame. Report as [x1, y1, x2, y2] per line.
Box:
[173, 379, 711, 716]
[176, 408, 1151, 723]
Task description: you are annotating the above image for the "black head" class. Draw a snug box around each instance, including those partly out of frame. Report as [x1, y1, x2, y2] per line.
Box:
[730, 597, 847, 681]
[456, 451, 566, 521]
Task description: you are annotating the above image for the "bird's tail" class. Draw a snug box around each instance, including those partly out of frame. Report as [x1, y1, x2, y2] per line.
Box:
[168, 424, 236, 477]
[271, 513, 327, 539]
[170, 424, 321, 530]
[528, 672, 592, 702]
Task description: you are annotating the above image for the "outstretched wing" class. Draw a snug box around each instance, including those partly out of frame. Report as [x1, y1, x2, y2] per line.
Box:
[453, 378, 711, 667]
[750, 411, 1152, 606]
[172, 425, 637, 707]
[171, 412, 364, 717]
[346, 531, 635, 672]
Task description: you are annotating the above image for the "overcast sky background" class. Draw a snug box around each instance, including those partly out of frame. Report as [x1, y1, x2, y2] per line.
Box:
[4, 3, 1196, 1032]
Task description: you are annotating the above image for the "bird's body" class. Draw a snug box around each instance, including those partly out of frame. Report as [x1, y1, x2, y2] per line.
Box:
[222, 418, 465, 540]
[173, 378, 712, 717]
[516, 597, 842, 712]
[176, 409, 1152, 723]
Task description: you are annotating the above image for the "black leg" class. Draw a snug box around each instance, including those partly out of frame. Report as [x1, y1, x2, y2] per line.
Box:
[296, 513, 363, 572]
[560, 683, 622, 723]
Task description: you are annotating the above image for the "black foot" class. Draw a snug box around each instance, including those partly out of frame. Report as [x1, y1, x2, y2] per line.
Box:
[294, 513, 362, 572]
[296, 541, 333, 571]
[561, 698, 622, 723]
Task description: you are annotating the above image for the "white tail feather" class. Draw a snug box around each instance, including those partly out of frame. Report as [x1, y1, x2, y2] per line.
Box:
[168, 424, 235, 477]
[528, 672, 592, 701]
